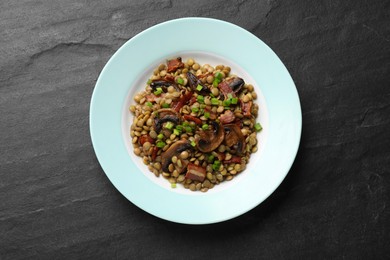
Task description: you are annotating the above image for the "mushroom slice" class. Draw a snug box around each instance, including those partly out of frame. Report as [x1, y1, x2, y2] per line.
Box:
[196, 121, 225, 153]
[186, 72, 210, 94]
[153, 109, 181, 132]
[150, 80, 180, 92]
[223, 124, 246, 155]
[161, 140, 194, 173]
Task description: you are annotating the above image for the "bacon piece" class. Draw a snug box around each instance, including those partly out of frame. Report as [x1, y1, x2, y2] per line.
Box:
[185, 163, 207, 182]
[171, 91, 193, 112]
[167, 57, 184, 73]
[188, 96, 197, 106]
[218, 81, 236, 99]
[219, 110, 235, 124]
[151, 146, 159, 161]
[215, 152, 226, 161]
[163, 74, 175, 82]
[224, 156, 242, 164]
[139, 135, 155, 146]
[183, 115, 202, 125]
[241, 100, 253, 117]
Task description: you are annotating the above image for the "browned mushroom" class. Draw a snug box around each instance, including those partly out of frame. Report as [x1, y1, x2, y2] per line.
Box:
[161, 140, 194, 172]
[227, 77, 245, 93]
[218, 77, 245, 100]
[196, 121, 225, 153]
[223, 124, 246, 155]
[150, 80, 180, 92]
[187, 72, 210, 94]
[167, 57, 184, 73]
[153, 109, 181, 132]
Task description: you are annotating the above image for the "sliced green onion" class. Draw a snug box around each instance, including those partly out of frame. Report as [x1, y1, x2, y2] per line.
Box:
[173, 129, 180, 136]
[208, 154, 215, 162]
[254, 122, 263, 132]
[191, 107, 199, 113]
[183, 121, 190, 127]
[162, 103, 170, 108]
[202, 124, 209, 130]
[215, 72, 223, 80]
[231, 97, 238, 104]
[154, 87, 163, 95]
[156, 141, 165, 148]
[146, 101, 153, 107]
[213, 78, 220, 87]
[204, 112, 210, 119]
[227, 93, 233, 99]
[197, 95, 204, 103]
[147, 79, 152, 84]
[164, 121, 174, 129]
[171, 183, 177, 188]
[211, 98, 219, 105]
[223, 100, 231, 107]
[185, 126, 192, 133]
[190, 140, 196, 147]
[200, 104, 206, 109]
[157, 133, 164, 140]
[212, 160, 221, 171]
[196, 84, 203, 91]
[176, 125, 183, 131]
[176, 77, 184, 85]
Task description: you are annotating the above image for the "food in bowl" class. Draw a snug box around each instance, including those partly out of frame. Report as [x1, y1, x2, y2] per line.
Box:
[129, 57, 262, 192]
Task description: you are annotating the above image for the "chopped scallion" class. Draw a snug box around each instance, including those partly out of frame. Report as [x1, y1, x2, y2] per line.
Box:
[191, 107, 199, 113]
[231, 97, 238, 104]
[202, 124, 209, 130]
[211, 98, 219, 105]
[176, 77, 184, 85]
[190, 140, 196, 147]
[162, 103, 170, 108]
[156, 141, 165, 148]
[171, 183, 177, 188]
[146, 101, 153, 107]
[223, 100, 231, 107]
[215, 72, 223, 80]
[254, 122, 263, 132]
[197, 95, 204, 103]
[164, 121, 174, 129]
[204, 112, 210, 119]
[173, 129, 180, 136]
[196, 84, 203, 91]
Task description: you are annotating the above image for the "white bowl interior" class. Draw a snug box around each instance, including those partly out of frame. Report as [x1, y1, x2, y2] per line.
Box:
[122, 51, 269, 195]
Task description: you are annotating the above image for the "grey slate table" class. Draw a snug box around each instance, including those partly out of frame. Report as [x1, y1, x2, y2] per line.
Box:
[1, 0, 389, 259]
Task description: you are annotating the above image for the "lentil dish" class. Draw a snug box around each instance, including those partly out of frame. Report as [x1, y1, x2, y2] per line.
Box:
[129, 57, 262, 192]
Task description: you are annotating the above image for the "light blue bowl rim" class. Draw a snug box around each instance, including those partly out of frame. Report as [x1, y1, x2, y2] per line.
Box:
[90, 17, 302, 224]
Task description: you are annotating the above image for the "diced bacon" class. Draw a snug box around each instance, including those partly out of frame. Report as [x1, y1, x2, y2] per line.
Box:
[218, 81, 236, 99]
[171, 91, 193, 112]
[183, 115, 202, 125]
[215, 152, 226, 161]
[167, 57, 184, 73]
[224, 156, 242, 164]
[241, 100, 253, 117]
[163, 74, 175, 82]
[188, 96, 197, 106]
[219, 110, 235, 124]
[139, 135, 155, 146]
[185, 163, 207, 182]
[151, 146, 159, 161]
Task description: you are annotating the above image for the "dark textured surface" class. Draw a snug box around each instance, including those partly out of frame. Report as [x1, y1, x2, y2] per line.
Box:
[1, 0, 389, 259]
